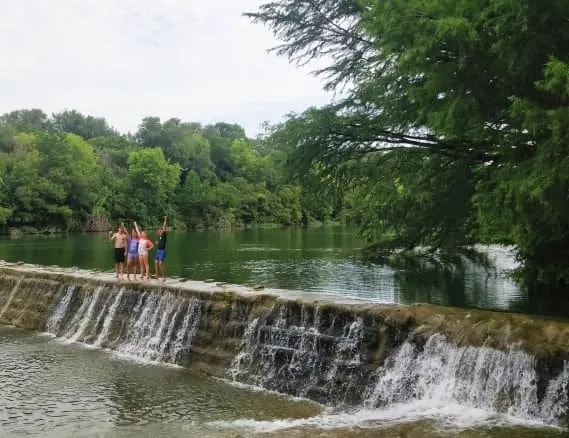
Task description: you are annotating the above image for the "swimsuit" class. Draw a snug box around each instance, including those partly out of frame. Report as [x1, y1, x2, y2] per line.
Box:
[114, 247, 125, 263]
[112, 233, 126, 263]
[138, 239, 149, 257]
[128, 239, 139, 259]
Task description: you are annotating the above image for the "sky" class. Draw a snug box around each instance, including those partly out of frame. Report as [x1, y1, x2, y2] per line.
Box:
[0, 0, 332, 136]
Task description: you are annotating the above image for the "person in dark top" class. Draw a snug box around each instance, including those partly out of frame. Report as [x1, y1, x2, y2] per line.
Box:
[154, 216, 168, 281]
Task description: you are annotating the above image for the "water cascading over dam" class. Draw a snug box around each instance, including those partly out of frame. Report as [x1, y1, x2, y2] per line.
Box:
[1, 262, 569, 428]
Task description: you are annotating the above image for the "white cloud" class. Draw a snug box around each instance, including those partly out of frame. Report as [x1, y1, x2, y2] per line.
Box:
[0, 0, 332, 136]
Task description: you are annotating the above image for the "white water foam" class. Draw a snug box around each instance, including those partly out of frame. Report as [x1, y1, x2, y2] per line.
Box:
[45, 285, 77, 334]
[363, 333, 568, 424]
[44, 283, 205, 368]
[117, 292, 183, 362]
[94, 288, 124, 347]
[64, 287, 103, 343]
[211, 401, 559, 434]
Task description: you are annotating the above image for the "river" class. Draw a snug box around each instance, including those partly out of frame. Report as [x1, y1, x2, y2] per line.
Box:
[0, 227, 566, 318]
[0, 228, 568, 437]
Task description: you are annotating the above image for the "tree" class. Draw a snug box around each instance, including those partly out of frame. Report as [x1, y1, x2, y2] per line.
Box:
[0, 109, 51, 132]
[248, 0, 569, 287]
[126, 148, 181, 224]
[52, 110, 117, 139]
[203, 122, 247, 181]
[0, 108, 340, 232]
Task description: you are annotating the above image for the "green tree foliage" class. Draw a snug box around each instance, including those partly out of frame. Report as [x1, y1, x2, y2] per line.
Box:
[0, 108, 331, 233]
[248, 0, 569, 287]
[126, 148, 181, 222]
[0, 109, 51, 133]
[52, 110, 118, 139]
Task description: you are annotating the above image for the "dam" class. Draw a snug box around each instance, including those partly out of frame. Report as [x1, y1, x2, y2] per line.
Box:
[1, 261, 569, 437]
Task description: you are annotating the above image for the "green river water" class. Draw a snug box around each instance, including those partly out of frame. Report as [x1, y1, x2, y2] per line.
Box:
[0, 227, 557, 316]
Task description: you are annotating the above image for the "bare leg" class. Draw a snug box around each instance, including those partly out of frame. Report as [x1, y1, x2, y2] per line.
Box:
[142, 256, 148, 280]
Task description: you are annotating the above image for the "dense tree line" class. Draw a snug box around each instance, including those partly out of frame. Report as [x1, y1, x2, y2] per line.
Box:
[0, 109, 338, 233]
[249, 0, 569, 289]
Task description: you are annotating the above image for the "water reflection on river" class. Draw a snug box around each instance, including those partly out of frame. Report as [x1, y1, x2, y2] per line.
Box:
[0, 227, 567, 318]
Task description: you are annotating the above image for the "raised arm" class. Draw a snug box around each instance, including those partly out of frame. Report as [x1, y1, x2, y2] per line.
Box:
[134, 221, 140, 235]
[162, 215, 168, 231]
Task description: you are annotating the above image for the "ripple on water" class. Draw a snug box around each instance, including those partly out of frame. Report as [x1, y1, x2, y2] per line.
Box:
[0, 326, 320, 437]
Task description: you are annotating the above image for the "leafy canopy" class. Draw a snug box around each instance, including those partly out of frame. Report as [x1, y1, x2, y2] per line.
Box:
[248, 0, 569, 286]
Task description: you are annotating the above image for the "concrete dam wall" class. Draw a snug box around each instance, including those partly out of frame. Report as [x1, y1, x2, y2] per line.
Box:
[1, 262, 569, 426]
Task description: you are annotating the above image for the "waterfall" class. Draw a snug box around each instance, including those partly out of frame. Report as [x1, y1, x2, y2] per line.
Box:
[36, 278, 569, 427]
[45, 285, 203, 366]
[64, 287, 103, 343]
[117, 292, 183, 362]
[362, 333, 569, 425]
[172, 297, 202, 362]
[0, 276, 24, 319]
[230, 308, 569, 426]
[229, 304, 364, 404]
[94, 287, 124, 347]
[45, 285, 77, 334]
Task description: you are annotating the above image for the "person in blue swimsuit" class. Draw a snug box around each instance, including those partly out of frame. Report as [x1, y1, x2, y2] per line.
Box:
[154, 216, 168, 281]
[126, 228, 139, 281]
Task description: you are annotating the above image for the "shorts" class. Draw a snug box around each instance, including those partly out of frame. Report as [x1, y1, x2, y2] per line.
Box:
[114, 248, 125, 263]
[155, 249, 166, 262]
[127, 253, 138, 261]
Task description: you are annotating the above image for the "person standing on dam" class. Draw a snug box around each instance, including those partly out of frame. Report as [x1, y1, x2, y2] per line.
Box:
[109, 224, 128, 280]
[154, 216, 168, 281]
[134, 221, 154, 281]
[126, 228, 139, 281]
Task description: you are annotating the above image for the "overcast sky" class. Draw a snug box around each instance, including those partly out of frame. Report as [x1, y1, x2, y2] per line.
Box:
[0, 0, 331, 136]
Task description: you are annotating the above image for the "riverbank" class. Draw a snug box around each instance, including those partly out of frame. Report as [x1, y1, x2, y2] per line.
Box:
[2, 220, 346, 238]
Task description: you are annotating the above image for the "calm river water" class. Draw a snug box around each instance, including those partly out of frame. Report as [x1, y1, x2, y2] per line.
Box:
[0, 227, 566, 318]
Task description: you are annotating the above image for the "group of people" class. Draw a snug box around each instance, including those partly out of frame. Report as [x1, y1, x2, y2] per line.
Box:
[109, 216, 168, 281]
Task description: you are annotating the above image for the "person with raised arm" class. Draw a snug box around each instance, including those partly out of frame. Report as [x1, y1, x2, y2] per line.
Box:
[134, 221, 153, 281]
[154, 216, 168, 281]
[126, 227, 139, 281]
[108, 223, 128, 280]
